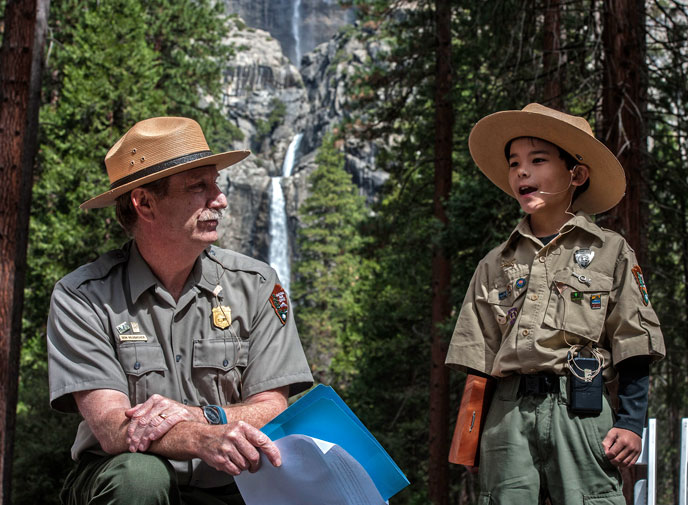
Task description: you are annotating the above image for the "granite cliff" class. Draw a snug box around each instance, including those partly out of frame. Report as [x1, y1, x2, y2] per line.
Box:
[214, 4, 387, 286]
[222, 0, 355, 66]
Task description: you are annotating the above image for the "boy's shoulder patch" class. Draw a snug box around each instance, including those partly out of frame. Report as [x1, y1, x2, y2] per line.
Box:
[631, 265, 650, 306]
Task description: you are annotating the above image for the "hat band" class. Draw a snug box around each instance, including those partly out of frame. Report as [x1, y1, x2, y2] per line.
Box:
[109, 150, 213, 190]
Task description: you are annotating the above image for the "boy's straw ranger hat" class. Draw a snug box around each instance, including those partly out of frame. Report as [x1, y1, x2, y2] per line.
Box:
[468, 103, 626, 215]
[81, 117, 250, 209]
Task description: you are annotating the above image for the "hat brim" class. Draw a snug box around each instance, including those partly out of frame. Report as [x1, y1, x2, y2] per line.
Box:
[80, 150, 250, 209]
[468, 110, 626, 215]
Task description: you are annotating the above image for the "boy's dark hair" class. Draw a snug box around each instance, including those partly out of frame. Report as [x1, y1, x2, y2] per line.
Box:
[115, 176, 171, 236]
[505, 137, 590, 201]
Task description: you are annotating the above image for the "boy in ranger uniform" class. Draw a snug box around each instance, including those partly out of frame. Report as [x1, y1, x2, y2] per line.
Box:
[445, 104, 665, 504]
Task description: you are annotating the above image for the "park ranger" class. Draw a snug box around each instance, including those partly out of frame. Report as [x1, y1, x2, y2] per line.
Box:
[47, 117, 313, 505]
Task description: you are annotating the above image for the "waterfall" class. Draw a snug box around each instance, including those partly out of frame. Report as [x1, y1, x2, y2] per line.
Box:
[292, 0, 302, 66]
[268, 133, 303, 294]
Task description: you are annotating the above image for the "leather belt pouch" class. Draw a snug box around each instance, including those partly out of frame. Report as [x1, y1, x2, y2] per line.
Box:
[448, 374, 495, 467]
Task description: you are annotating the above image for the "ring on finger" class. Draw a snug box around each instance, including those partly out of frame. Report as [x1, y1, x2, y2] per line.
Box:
[159, 413, 168, 419]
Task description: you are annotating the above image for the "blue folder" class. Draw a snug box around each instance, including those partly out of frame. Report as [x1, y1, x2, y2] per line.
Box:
[261, 385, 410, 501]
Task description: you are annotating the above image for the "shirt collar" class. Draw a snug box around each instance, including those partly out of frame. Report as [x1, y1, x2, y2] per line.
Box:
[499, 211, 606, 255]
[559, 211, 606, 243]
[127, 243, 218, 304]
[198, 247, 223, 295]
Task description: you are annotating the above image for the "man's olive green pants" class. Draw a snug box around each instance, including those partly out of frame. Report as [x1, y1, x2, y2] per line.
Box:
[60, 453, 245, 505]
[478, 375, 626, 505]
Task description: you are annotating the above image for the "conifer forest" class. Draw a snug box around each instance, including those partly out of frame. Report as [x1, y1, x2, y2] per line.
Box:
[1, 0, 688, 504]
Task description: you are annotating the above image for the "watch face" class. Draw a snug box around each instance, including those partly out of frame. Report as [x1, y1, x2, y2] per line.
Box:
[204, 406, 222, 425]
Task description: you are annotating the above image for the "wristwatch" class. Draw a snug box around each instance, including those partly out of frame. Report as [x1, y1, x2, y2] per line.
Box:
[202, 405, 227, 425]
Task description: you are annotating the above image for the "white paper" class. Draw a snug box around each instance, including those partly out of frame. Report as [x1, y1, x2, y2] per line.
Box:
[311, 436, 335, 454]
[234, 434, 386, 505]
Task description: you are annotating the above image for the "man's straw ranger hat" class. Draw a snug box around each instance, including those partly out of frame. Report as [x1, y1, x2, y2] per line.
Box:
[81, 117, 250, 209]
[468, 103, 626, 215]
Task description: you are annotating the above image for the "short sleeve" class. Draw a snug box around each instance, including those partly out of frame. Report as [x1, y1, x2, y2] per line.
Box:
[605, 244, 665, 365]
[240, 272, 313, 399]
[445, 260, 502, 375]
[47, 280, 130, 412]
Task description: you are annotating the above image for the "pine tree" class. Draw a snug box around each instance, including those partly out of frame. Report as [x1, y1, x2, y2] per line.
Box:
[13, 1, 236, 501]
[0, 0, 49, 501]
[293, 133, 373, 388]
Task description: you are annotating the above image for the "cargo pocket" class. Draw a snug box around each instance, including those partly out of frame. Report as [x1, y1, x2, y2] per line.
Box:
[117, 343, 168, 405]
[543, 268, 613, 342]
[193, 337, 248, 404]
[577, 395, 616, 472]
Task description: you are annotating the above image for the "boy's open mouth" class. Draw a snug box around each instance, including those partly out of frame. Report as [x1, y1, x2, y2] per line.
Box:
[519, 186, 537, 195]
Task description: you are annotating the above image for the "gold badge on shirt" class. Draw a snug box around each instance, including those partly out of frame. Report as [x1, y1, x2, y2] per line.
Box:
[212, 306, 232, 329]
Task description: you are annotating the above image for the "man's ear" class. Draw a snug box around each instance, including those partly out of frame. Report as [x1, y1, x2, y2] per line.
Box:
[572, 164, 590, 187]
[131, 187, 156, 224]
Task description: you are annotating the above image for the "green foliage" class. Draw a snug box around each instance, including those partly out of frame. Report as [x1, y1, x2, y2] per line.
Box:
[13, 0, 238, 502]
[293, 133, 374, 387]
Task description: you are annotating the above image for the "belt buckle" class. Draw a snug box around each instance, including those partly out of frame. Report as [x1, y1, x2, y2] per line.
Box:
[523, 375, 541, 395]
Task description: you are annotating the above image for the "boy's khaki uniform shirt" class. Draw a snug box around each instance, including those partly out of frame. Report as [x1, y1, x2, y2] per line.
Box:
[446, 212, 665, 378]
[47, 242, 313, 488]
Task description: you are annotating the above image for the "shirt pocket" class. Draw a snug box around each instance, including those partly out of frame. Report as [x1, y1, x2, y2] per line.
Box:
[193, 338, 248, 405]
[543, 268, 613, 342]
[117, 343, 168, 405]
[486, 268, 529, 328]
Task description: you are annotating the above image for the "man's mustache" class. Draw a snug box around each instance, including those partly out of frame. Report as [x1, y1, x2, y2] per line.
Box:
[198, 209, 224, 221]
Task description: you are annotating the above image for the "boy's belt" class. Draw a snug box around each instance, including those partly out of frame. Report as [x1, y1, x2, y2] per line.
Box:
[518, 373, 560, 396]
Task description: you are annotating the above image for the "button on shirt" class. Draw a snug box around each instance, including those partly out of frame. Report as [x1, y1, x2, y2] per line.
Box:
[47, 242, 313, 487]
[445, 212, 665, 379]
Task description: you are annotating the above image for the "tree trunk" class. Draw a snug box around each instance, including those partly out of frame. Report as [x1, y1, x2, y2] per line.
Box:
[543, 0, 565, 109]
[0, 1, 50, 503]
[428, 1, 453, 504]
[599, 0, 648, 267]
[599, 1, 647, 503]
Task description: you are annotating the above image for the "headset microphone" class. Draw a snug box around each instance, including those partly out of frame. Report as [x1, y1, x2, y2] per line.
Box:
[537, 167, 577, 196]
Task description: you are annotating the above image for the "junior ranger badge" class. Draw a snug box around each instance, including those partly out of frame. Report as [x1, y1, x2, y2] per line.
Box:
[574, 249, 595, 268]
[212, 306, 232, 329]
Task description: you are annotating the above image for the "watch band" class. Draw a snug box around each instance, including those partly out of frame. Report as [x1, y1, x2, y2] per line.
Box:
[202, 405, 227, 425]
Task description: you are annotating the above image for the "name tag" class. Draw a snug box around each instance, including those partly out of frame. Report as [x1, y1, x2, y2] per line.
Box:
[119, 334, 148, 342]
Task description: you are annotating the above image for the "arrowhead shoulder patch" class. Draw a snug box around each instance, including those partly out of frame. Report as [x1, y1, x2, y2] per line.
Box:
[269, 284, 289, 325]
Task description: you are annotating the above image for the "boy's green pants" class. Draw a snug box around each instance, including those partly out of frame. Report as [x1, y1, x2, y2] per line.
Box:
[60, 452, 245, 505]
[478, 375, 626, 505]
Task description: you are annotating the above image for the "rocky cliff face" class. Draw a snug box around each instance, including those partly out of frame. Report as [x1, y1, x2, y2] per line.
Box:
[222, 0, 354, 66]
[299, 29, 389, 198]
[215, 8, 388, 275]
